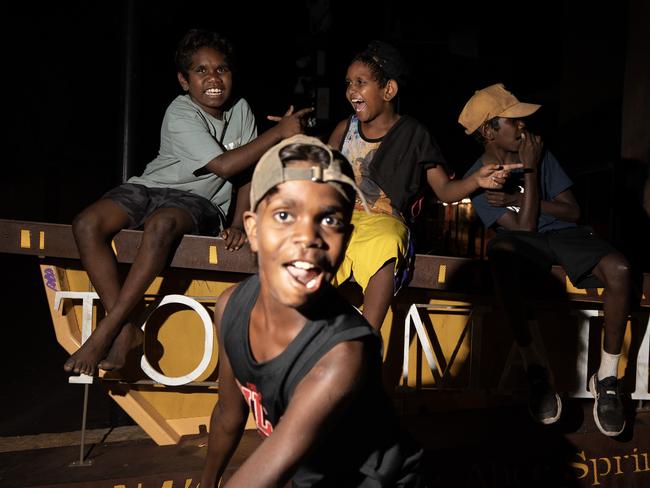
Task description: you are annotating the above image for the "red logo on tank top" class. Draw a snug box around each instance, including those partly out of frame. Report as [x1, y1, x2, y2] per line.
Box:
[237, 381, 274, 436]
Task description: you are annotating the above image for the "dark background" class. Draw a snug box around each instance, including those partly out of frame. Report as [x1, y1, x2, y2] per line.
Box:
[1, 0, 648, 435]
[2, 1, 648, 259]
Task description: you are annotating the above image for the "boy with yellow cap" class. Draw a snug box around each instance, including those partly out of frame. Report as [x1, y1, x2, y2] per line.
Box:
[461, 84, 631, 436]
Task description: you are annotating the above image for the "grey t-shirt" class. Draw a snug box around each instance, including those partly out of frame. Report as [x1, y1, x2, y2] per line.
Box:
[128, 95, 257, 218]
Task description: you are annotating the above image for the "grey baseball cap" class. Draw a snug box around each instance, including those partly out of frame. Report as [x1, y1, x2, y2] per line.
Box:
[250, 134, 368, 212]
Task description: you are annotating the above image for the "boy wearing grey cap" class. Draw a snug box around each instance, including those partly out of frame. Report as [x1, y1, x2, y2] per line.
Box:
[329, 41, 520, 330]
[200, 135, 426, 487]
[461, 83, 631, 436]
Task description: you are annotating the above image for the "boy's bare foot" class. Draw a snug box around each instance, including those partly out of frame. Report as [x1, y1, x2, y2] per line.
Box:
[98, 323, 143, 371]
[63, 324, 116, 376]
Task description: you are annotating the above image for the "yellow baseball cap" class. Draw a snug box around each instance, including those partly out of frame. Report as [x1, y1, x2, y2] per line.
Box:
[458, 83, 541, 135]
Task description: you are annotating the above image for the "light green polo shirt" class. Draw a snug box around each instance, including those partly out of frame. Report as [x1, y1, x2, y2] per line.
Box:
[129, 95, 257, 218]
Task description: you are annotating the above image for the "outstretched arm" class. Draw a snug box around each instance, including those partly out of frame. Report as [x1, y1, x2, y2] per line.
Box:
[426, 163, 523, 204]
[200, 287, 250, 488]
[223, 339, 369, 487]
[203, 106, 314, 179]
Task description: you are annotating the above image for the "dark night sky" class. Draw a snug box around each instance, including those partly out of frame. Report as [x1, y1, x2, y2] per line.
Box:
[2, 1, 633, 223]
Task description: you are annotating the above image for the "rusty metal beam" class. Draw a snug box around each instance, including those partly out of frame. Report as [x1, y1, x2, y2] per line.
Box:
[0, 219, 257, 274]
[1, 219, 648, 306]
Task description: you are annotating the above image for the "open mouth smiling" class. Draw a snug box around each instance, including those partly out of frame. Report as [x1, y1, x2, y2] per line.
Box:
[285, 260, 325, 291]
[351, 98, 367, 113]
[205, 87, 224, 97]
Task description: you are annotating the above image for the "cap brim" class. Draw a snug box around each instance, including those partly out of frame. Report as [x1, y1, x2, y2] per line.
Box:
[499, 102, 541, 119]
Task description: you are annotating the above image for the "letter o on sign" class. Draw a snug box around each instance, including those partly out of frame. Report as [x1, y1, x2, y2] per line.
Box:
[140, 294, 214, 386]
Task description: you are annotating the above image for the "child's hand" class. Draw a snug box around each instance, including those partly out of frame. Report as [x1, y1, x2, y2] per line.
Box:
[219, 226, 247, 251]
[476, 163, 523, 189]
[485, 190, 522, 207]
[267, 106, 314, 139]
[518, 131, 543, 169]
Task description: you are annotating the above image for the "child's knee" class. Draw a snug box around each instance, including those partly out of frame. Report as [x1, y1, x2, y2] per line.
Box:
[598, 253, 631, 289]
[487, 235, 518, 257]
[72, 211, 101, 239]
[143, 212, 188, 243]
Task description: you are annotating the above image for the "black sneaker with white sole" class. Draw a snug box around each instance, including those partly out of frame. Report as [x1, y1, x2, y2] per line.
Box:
[589, 373, 625, 437]
[526, 364, 562, 425]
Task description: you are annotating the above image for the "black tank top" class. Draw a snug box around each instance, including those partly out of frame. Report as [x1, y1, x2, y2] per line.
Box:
[222, 275, 424, 487]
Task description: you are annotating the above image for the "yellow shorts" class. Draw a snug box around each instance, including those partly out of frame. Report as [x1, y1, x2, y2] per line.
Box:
[333, 210, 410, 292]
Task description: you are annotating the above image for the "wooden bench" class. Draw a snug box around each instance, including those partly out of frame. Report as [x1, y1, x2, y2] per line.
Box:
[3, 218, 648, 299]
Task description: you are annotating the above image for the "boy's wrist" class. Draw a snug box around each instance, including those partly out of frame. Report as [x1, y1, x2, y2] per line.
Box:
[270, 124, 286, 143]
[473, 171, 481, 187]
[229, 220, 244, 229]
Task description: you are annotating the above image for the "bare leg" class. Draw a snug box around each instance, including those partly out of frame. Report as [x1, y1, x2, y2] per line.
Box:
[65, 206, 194, 375]
[72, 199, 131, 311]
[488, 241, 531, 346]
[489, 237, 552, 369]
[99, 207, 195, 372]
[591, 252, 631, 355]
[65, 200, 131, 374]
[489, 239, 562, 423]
[589, 252, 630, 436]
[362, 260, 395, 330]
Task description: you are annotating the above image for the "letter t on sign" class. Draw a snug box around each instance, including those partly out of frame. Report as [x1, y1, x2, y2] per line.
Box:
[54, 291, 100, 385]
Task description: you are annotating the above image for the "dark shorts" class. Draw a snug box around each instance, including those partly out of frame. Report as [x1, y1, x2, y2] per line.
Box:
[487, 226, 617, 288]
[102, 183, 225, 236]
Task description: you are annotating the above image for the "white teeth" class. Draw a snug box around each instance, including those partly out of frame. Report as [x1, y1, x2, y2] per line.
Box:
[292, 261, 314, 270]
[206, 88, 223, 95]
[306, 278, 317, 289]
[352, 99, 367, 112]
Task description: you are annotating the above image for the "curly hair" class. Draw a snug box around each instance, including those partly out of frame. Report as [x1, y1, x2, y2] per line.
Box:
[350, 40, 409, 88]
[175, 29, 235, 78]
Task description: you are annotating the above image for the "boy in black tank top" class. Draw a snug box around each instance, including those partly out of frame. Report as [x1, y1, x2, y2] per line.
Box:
[200, 135, 426, 487]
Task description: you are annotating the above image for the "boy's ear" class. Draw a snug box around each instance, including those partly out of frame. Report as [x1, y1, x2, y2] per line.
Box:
[242, 210, 258, 252]
[383, 79, 399, 102]
[177, 72, 190, 92]
[479, 122, 495, 141]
